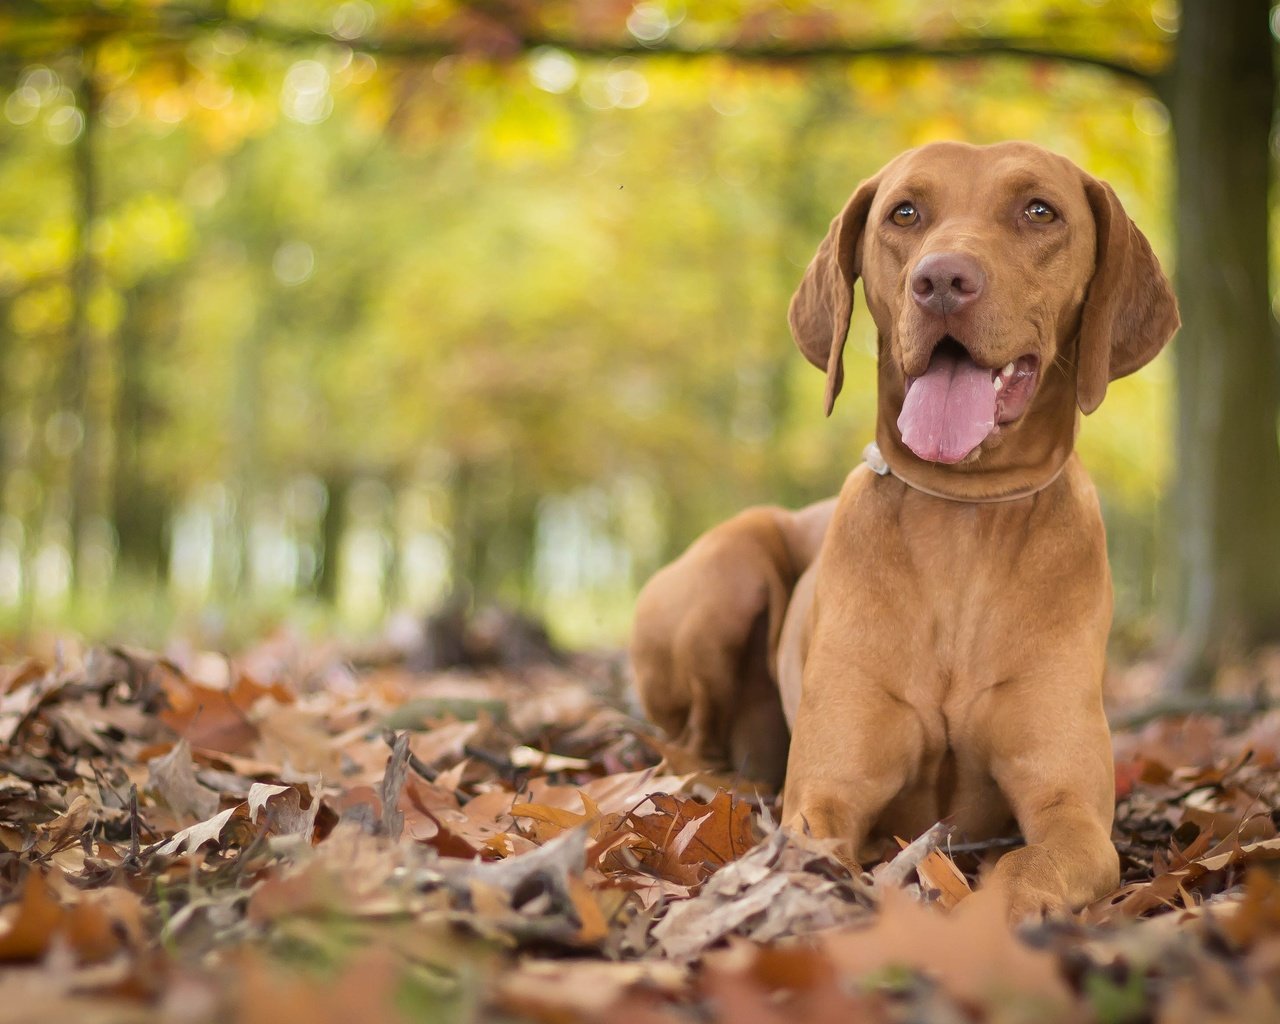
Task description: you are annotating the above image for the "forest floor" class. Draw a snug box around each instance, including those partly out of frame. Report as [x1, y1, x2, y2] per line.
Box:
[1, 627, 1279, 1023]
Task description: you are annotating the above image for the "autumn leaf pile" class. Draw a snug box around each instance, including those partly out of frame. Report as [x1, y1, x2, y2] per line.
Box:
[1, 638, 1280, 1023]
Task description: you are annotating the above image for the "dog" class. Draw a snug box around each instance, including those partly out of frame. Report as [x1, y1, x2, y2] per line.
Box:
[632, 141, 1179, 918]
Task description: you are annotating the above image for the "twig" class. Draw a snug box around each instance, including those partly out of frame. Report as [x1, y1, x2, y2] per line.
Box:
[1111, 693, 1276, 731]
[944, 835, 1025, 855]
[127, 783, 140, 863]
[382, 730, 438, 782]
[380, 732, 410, 840]
[877, 821, 954, 889]
[463, 743, 528, 787]
[9, 4, 1161, 89]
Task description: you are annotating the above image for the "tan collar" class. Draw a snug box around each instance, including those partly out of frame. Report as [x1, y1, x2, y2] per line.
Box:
[862, 441, 1071, 503]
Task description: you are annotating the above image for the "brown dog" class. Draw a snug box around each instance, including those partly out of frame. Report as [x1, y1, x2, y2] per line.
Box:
[633, 141, 1179, 918]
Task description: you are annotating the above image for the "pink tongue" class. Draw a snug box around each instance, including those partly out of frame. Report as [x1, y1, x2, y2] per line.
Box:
[897, 347, 997, 464]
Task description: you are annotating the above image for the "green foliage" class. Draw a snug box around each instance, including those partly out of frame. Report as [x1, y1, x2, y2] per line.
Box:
[1084, 967, 1149, 1024]
[0, 1, 1178, 642]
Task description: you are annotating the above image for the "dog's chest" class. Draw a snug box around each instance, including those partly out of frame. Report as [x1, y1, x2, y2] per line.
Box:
[833, 471, 1107, 740]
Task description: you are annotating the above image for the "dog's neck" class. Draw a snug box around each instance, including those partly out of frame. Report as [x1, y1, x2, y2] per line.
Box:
[873, 347, 1080, 503]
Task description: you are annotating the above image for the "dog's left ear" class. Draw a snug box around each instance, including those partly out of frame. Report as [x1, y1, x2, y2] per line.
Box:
[788, 176, 879, 416]
[1076, 178, 1180, 414]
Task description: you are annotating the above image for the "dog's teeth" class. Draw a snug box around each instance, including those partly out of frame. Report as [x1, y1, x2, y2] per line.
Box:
[1002, 362, 1015, 377]
[994, 376, 1003, 391]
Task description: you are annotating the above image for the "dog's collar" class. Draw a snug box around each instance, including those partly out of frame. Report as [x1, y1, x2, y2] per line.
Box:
[861, 442, 1069, 503]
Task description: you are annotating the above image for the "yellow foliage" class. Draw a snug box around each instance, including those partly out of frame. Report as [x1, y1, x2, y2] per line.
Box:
[0, 0, 1188, 636]
[11, 283, 71, 336]
[93, 193, 193, 286]
[481, 92, 574, 164]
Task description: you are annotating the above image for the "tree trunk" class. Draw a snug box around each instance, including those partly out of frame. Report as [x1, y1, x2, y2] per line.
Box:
[1169, 0, 1280, 690]
[225, 305, 265, 602]
[447, 458, 479, 605]
[64, 42, 101, 591]
[112, 281, 173, 580]
[0, 297, 10, 529]
[316, 472, 350, 604]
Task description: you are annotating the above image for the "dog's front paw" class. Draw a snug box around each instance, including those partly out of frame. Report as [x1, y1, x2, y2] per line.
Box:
[985, 846, 1069, 923]
[1002, 881, 1066, 923]
[783, 796, 861, 870]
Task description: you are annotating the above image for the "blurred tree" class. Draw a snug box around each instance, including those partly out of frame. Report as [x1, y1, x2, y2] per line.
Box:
[113, 275, 177, 579]
[2, 0, 1274, 677]
[1168, 0, 1280, 690]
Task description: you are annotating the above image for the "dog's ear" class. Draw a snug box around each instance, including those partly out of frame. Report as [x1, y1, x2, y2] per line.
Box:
[788, 177, 880, 416]
[1076, 178, 1180, 414]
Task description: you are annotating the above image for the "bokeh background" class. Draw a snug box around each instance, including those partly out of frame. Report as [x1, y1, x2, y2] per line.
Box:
[0, 1, 1276, 690]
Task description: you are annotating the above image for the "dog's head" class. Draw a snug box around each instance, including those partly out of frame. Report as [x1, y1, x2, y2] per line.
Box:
[789, 141, 1179, 466]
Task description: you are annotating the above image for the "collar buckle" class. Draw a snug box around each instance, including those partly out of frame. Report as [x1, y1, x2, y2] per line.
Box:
[862, 442, 891, 476]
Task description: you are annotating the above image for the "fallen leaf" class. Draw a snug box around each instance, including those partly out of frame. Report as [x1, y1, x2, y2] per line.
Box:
[821, 886, 1072, 1008]
[152, 807, 238, 858]
[0, 873, 62, 961]
[149, 739, 220, 821]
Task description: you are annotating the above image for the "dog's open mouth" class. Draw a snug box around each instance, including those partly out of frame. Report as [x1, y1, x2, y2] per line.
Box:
[898, 339, 1040, 465]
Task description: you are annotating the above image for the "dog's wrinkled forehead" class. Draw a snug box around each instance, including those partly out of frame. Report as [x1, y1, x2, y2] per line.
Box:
[868, 141, 1091, 226]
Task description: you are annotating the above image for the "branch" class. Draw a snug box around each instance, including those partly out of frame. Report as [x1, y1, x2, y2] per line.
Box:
[1110, 692, 1276, 731]
[6, 3, 1162, 89]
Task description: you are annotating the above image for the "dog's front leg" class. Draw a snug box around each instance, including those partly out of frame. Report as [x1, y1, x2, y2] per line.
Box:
[982, 674, 1119, 919]
[782, 668, 924, 867]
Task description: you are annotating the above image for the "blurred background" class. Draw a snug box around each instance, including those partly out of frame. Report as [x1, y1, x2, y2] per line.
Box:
[0, 1, 1275, 690]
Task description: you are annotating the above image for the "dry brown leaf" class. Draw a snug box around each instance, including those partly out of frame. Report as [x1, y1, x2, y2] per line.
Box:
[701, 942, 891, 1024]
[821, 886, 1072, 1008]
[0, 969, 155, 1024]
[393, 773, 471, 854]
[0, 872, 121, 964]
[1199, 835, 1280, 872]
[510, 799, 593, 838]
[152, 806, 239, 858]
[0, 659, 46, 696]
[567, 874, 609, 944]
[1217, 867, 1280, 948]
[248, 782, 320, 838]
[4, 636, 1280, 1024]
[160, 675, 259, 755]
[35, 794, 95, 848]
[646, 791, 754, 868]
[654, 873, 791, 959]
[234, 946, 414, 1024]
[0, 873, 62, 961]
[914, 848, 973, 909]
[577, 768, 695, 814]
[648, 829, 870, 958]
[886, 826, 972, 908]
[149, 739, 220, 821]
[498, 959, 687, 1020]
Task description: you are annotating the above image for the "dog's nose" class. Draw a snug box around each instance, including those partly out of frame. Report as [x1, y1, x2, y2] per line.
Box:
[911, 252, 985, 316]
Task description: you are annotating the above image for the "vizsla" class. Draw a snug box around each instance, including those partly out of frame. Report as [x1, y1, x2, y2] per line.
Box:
[632, 141, 1179, 918]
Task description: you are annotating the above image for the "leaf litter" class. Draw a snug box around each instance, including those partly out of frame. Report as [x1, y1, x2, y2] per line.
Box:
[0, 637, 1278, 1021]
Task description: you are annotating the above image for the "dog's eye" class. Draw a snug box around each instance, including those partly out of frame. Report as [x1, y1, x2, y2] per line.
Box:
[890, 203, 918, 226]
[1024, 200, 1056, 224]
